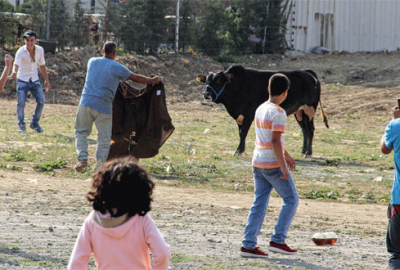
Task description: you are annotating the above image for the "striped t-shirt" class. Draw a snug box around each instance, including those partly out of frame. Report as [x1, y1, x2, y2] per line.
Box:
[252, 101, 286, 169]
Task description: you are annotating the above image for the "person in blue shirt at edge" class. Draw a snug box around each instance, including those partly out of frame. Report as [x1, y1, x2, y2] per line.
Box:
[74, 41, 161, 173]
[380, 103, 400, 270]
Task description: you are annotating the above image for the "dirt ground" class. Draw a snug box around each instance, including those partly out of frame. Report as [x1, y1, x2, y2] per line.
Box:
[0, 167, 389, 270]
[1, 48, 400, 269]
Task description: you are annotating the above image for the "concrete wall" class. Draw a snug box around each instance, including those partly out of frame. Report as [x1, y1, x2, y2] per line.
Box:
[285, 0, 400, 53]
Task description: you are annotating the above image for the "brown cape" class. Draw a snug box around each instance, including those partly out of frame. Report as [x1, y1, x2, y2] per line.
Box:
[107, 81, 174, 160]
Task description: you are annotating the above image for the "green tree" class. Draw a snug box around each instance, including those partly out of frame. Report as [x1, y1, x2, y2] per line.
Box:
[16, 2, 32, 13]
[0, 13, 16, 46]
[143, 0, 172, 53]
[192, 0, 224, 56]
[177, 0, 193, 52]
[251, 0, 286, 54]
[50, 0, 70, 50]
[108, 0, 172, 54]
[70, 0, 90, 47]
[18, 0, 46, 39]
[105, 0, 142, 52]
[0, 0, 15, 12]
[218, 1, 254, 55]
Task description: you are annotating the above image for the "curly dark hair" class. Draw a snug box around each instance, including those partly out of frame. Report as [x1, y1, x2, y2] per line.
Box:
[86, 157, 154, 217]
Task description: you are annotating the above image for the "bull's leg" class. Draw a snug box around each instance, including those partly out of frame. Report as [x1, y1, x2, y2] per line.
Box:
[234, 118, 253, 156]
[303, 114, 315, 158]
[294, 112, 308, 155]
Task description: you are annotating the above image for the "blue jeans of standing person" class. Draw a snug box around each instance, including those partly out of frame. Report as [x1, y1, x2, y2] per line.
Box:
[242, 167, 299, 249]
[74, 105, 112, 170]
[16, 79, 45, 128]
[387, 204, 400, 270]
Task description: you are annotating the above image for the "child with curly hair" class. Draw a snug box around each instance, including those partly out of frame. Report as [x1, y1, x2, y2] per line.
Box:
[67, 157, 170, 270]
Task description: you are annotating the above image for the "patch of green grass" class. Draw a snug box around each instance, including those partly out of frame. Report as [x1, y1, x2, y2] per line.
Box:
[0, 94, 394, 205]
[0, 164, 23, 172]
[9, 258, 60, 267]
[345, 188, 362, 196]
[325, 158, 340, 166]
[170, 254, 199, 263]
[34, 159, 67, 172]
[3, 153, 25, 162]
[304, 188, 339, 200]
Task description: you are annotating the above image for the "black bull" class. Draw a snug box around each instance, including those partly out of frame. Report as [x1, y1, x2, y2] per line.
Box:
[198, 64, 329, 157]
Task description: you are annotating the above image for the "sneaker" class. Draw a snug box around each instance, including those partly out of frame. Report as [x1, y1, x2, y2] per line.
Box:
[268, 241, 297, 255]
[240, 246, 268, 258]
[18, 125, 26, 133]
[74, 160, 88, 173]
[30, 123, 43, 133]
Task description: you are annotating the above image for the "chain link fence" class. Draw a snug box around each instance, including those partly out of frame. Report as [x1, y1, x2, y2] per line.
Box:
[1, 0, 289, 57]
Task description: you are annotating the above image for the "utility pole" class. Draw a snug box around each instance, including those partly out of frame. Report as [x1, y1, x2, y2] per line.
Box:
[175, 0, 180, 54]
[46, 0, 51, 40]
[102, 0, 110, 44]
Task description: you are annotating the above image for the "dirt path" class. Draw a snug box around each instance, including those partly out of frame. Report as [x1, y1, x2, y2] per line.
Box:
[0, 169, 389, 269]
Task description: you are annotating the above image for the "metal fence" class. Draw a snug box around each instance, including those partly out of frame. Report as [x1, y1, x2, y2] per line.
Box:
[0, 0, 288, 56]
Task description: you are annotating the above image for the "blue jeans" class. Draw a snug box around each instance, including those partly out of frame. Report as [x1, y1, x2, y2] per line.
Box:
[74, 105, 112, 168]
[242, 167, 299, 249]
[387, 204, 400, 270]
[16, 79, 45, 127]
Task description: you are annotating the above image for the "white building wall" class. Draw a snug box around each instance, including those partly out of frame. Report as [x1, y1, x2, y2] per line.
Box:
[285, 0, 400, 53]
[6, 0, 104, 15]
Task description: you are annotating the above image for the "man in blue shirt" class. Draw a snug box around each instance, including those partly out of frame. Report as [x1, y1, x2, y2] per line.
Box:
[380, 105, 400, 270]
[74, 41, 161, 172]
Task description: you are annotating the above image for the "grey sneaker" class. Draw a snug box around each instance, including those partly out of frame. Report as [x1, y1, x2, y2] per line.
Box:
[18, 125, 26, 133]
[74, 160, 88, 173]
[30, 123, 43, 133]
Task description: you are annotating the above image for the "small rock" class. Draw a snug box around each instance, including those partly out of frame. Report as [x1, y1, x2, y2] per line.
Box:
[183, 209, 194, 215]
[48, 226, 54, 232]
[373, 176, 382, 182]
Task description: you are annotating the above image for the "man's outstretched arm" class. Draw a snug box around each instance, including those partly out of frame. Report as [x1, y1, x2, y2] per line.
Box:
[128, 73, 161, 86]
[0, 55, 13, 92]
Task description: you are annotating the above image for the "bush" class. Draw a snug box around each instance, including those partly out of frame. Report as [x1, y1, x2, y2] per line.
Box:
[0, 0, 15, 12]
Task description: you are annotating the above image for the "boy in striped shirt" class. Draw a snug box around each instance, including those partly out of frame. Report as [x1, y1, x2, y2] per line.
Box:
[241, 74, 299, 258]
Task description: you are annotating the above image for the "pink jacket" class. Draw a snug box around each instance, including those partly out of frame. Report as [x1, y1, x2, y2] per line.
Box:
[68, 211, 170, 270]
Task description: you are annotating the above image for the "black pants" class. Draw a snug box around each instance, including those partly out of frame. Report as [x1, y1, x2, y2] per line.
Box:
[387, 204, 400, 270]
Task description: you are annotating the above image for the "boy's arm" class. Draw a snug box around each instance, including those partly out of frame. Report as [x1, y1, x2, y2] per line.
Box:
[0, 55, 13, 92]
[284, 150, 296, 171]
[39, 65, 50, 92]
[271, 131, 289, 180]
[380, 134, 393, 155]
[381, 106, 400, 155]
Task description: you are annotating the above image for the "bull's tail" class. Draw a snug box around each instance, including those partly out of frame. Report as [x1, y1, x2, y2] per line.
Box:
[319, 99, 329, 128]
[305, 69, 329, 128]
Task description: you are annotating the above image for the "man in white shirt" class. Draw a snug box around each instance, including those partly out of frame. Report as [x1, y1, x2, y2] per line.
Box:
[11, 30, 50, 133]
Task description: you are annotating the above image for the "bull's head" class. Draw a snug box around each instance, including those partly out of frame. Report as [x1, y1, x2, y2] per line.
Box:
[196, 72, 233, 103]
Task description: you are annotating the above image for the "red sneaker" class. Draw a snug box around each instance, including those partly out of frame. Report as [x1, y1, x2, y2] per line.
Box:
[240, 246, 268, 258]
[268, 241, 297, 255]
